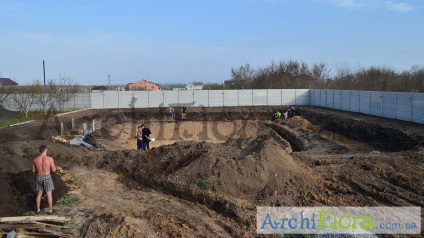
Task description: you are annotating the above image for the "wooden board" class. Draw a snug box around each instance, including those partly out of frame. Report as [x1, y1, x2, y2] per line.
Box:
[0, 215, 71, 237]
[0, 216, 69, 223]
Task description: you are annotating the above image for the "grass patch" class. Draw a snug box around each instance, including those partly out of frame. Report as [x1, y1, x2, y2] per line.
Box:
[0, 110, 59, 128]
[58, 221, 69, 227]
[0, 115, 27, 128]
[58, 193, 81, 207]
[196, 179, 218, 191]
[23, 211, 36, 216]
[56, 193, 81, 218]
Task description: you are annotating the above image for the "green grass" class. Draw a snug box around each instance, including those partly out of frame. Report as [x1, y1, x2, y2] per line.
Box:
[57, 193, 81, 207]
[0, 115, 27, 128]
[20, 193, 82, 218]
[23, 211, 36, 216]
[55, 193, 81, 218]
[0, 110, 58, 128]
[196, 179, 219, 191]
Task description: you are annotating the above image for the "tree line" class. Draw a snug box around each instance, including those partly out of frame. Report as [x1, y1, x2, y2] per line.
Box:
[204, 61, 424, 93]
[0, 75, 79, 118]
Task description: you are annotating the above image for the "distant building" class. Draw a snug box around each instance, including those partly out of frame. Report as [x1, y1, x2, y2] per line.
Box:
[90, 85, 122, 91]
[0, 78, 18, 86]
[91, 86, 108, 91]
[127, 79, 160, 91]
[185, 82, 203, 90]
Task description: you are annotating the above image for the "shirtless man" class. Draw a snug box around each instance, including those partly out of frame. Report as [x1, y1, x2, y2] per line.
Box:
[32, 145, 57, 214]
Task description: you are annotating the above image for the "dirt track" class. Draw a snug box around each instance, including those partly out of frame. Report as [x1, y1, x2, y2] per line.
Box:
[0, 106, 423, 237]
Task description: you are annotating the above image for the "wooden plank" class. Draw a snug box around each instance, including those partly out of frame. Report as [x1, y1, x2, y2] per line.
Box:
[15, 232, 61, 237]
[0, 216, 70, 223]
[1, 230, 67, 238]
[39, 228, 70, 237]
[33, 222, 63, 231]
[0, 223, 45, 229]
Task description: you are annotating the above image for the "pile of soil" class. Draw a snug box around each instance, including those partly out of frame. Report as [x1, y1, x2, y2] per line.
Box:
[0, 107, 19, 122]
[0, 171, 69, 217]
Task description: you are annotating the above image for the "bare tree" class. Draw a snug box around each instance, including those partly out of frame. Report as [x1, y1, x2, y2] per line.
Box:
[0, 84, 15, 109]
[12, 83, 40, 118]
[230, 64, 255, 89]
[312, 62, 331, 82]
[34, 79, 58, 115]
[409, 65, 424, 92]
[54, 75, 79, 112]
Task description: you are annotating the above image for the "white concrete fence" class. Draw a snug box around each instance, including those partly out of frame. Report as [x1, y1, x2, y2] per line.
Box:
[3, 89, 309, 111]
[90, 89, 310, 108]
[310, 89, 424, 124]
[3, 89, 424, 124]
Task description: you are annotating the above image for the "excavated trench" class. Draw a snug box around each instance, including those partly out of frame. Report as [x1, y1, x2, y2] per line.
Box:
[299, 107, 421, 152]
[76, 106, 421, 153]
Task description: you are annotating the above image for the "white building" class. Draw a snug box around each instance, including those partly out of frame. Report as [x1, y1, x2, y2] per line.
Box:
[185, 82, 203, 90]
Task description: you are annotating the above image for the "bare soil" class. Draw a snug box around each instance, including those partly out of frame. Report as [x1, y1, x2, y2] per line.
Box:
[0, 106, 423, 237]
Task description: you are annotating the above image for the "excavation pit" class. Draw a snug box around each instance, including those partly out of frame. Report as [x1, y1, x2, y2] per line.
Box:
[0, 106, 423, 237]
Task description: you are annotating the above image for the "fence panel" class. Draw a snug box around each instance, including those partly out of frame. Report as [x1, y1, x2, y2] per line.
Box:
[350, 91, 360, 112]
[103, 91, 119, 109]
[295, 89, 310, 105]
[90, 92, 104, 109]
[309, 90, 315, 106]
[178, 90, 194, 107]
[163, 91, 179, 107]
[239, 90, 253, 106]
[193, 90, 209, 107]
[370, 91, 383, 116]
[267, 89, 281, 105]
[396, 93, 413, 121]
[382, 92, 396, 119]
[333, 90, 342, 110]
[326, 90, 334, 108]
[359, 91, 371, 114]
[207, 90, 223, 107]
[148, 91, 164, 107]
[253, 90, 267, 105]
[282, 89, 296, 105]
[224, 90, 239, 106]
[320, 90, 327, 107]
[62, 93, 90, 110]
[341, 91, 350, 111]
[412, 93, 424, 123]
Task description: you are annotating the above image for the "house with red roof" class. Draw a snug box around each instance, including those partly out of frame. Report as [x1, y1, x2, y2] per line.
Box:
[126, 79, 160, 91]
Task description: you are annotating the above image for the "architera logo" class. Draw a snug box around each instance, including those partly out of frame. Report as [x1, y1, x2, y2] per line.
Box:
[257, 207, 421, 235]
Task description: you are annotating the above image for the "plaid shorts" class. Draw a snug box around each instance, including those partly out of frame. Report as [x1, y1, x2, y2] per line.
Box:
[35, 175, 54, 192]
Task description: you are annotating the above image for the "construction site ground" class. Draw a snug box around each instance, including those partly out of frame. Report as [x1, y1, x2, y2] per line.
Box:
[0, 106, 423, 237]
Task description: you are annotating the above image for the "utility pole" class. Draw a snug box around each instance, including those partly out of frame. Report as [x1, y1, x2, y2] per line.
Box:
[108, 74, 111, 90]
[43, 60, 46, 87]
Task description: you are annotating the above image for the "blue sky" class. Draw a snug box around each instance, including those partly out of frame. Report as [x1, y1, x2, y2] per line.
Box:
[0, 0, 423, 85]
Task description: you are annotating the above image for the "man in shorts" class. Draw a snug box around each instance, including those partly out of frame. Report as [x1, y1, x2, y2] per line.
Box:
[137, 125, 143, 150]
[32, 145, 57, 214]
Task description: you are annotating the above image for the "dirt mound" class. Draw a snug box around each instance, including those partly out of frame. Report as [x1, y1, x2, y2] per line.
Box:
[0, 174, 28, 216]
[81, 214, 160, 238]
[0, 146, 33, 173]
[0, 171, 69, 216]
[97, 125, 322, 221]
[0, 107, 19, 121]
[142, 135, 318, 202]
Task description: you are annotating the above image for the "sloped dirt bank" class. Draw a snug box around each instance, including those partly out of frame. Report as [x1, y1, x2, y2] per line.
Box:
[298, 106, 424, 151]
